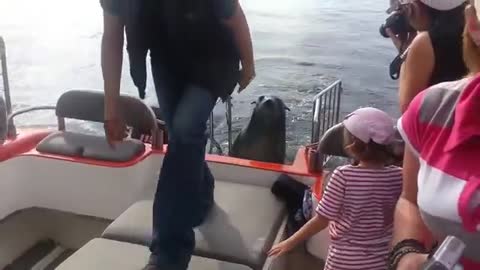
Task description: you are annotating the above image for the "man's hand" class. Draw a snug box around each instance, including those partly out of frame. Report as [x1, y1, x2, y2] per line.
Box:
[104, 117, 128, 148]
[102, 11, 125, 148]
[238, 65, 255, 92]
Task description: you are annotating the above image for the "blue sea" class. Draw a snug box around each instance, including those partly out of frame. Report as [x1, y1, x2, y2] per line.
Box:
[0, 0, 399, 160]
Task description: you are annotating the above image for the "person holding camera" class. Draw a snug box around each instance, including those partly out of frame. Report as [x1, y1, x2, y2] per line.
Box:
[389, 1, 480, 269]
[383, 0, 467, 113]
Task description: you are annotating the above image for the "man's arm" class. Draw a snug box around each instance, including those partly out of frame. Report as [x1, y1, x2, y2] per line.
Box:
[101, 12, 124, 119]
[223, 2, 254, 71]
[222, 1, 255, 90]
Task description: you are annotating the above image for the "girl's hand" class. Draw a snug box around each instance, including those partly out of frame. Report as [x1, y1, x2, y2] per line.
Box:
[267, 239, 296, 257]
[396, 253, 428, 270]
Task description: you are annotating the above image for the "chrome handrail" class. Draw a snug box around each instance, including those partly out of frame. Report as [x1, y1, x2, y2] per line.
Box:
[225, 95, 233, 154]
[310, 80, 343, 168]
[208, 96, 233, 155]
[0, 36, 16, 137]
[7, 106, 57, 123]
[311, 80, 343, 144]
[7, 106, 62, 131]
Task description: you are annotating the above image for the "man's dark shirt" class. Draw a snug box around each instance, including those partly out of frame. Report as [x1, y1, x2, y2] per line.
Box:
[100, 0, 236, 22]
[100, 0, 240, 99]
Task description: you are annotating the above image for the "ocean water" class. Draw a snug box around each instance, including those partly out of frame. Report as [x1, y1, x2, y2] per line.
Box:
[0, 0, 399, 160]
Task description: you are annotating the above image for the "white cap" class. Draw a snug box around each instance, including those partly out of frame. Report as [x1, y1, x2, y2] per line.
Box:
[388, 0, 466, 12]
[387, 0, 401, 13]
[343, 107, 396, 145]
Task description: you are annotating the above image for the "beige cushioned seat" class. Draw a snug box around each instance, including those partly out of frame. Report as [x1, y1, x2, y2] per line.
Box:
[36, 131, 145, 162]
[56, 238, 251, 270]
[33, 90, 160, 162]
[101, 181, 286, 270]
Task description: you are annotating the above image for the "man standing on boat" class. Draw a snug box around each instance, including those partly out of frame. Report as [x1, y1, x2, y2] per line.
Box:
[99, 0, 255, 269]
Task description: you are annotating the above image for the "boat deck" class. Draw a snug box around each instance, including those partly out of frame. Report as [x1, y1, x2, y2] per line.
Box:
[2, 201, 325, 270]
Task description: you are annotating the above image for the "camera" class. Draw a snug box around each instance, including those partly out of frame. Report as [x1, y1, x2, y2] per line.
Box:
[379, 11, 415, 38]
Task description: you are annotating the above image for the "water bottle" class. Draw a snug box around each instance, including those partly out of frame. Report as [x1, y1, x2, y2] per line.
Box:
[422, 236, 466, 270]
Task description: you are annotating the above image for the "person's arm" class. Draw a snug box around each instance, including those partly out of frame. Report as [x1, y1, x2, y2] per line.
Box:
[101, 11, 124, 120]
[398, 32, 434, 113]
[392, 147, 434, 247]
[268, 169, 346, 257]
[222, 1, 255, 90]
[291, 214, 329, 246]
[392, 99, 435, 269]
[390, 146, 433, 269]
[268, 214, 329, 257]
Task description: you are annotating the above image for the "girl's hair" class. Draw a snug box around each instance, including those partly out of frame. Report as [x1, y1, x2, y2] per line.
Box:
[343, 128, 391, 164]
[419, 1, 467, 37]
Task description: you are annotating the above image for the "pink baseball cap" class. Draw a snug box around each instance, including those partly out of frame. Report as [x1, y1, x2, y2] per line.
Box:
[343, 107, 395, 145]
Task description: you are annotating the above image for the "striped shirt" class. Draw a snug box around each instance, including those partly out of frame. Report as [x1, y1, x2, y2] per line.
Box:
[398, 77, 480, 269]
[316, 165, 402, 270]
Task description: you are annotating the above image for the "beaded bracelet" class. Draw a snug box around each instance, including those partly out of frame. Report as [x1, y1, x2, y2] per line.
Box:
[388, 239, 428, 270]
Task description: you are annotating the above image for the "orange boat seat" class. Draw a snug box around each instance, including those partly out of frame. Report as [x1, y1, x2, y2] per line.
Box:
[101, 180, 287, 270]
[56, 238, 251, 270]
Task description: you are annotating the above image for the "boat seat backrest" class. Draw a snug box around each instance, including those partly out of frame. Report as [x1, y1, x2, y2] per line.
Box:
[56, 90, 157, 133]
[36, 90, 159, 162]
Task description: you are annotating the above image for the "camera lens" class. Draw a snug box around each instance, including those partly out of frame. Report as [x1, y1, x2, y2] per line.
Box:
[379, 11, 409, 38]
[379, 24, 389, 38]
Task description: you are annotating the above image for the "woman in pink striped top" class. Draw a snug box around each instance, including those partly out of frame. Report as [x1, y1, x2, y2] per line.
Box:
[268, 107, 403, 270]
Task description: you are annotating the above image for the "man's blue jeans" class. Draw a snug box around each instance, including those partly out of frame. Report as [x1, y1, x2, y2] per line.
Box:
[149, 61, 217, 269]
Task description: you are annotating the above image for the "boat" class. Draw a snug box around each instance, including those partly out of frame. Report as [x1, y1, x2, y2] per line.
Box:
[0, 36, 345, 270]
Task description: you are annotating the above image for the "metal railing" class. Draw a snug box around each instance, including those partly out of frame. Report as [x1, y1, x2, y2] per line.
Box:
[209, 80, 343, 157]
[0, 36, 16, 138]
[311, 80, 343, 144]
[207, 96, 233, 155]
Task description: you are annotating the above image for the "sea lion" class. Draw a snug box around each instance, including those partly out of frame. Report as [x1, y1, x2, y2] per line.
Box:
[230, 95, 290, 164]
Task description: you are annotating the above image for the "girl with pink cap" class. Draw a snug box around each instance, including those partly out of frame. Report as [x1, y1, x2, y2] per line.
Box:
[268, 107, 402, 270]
